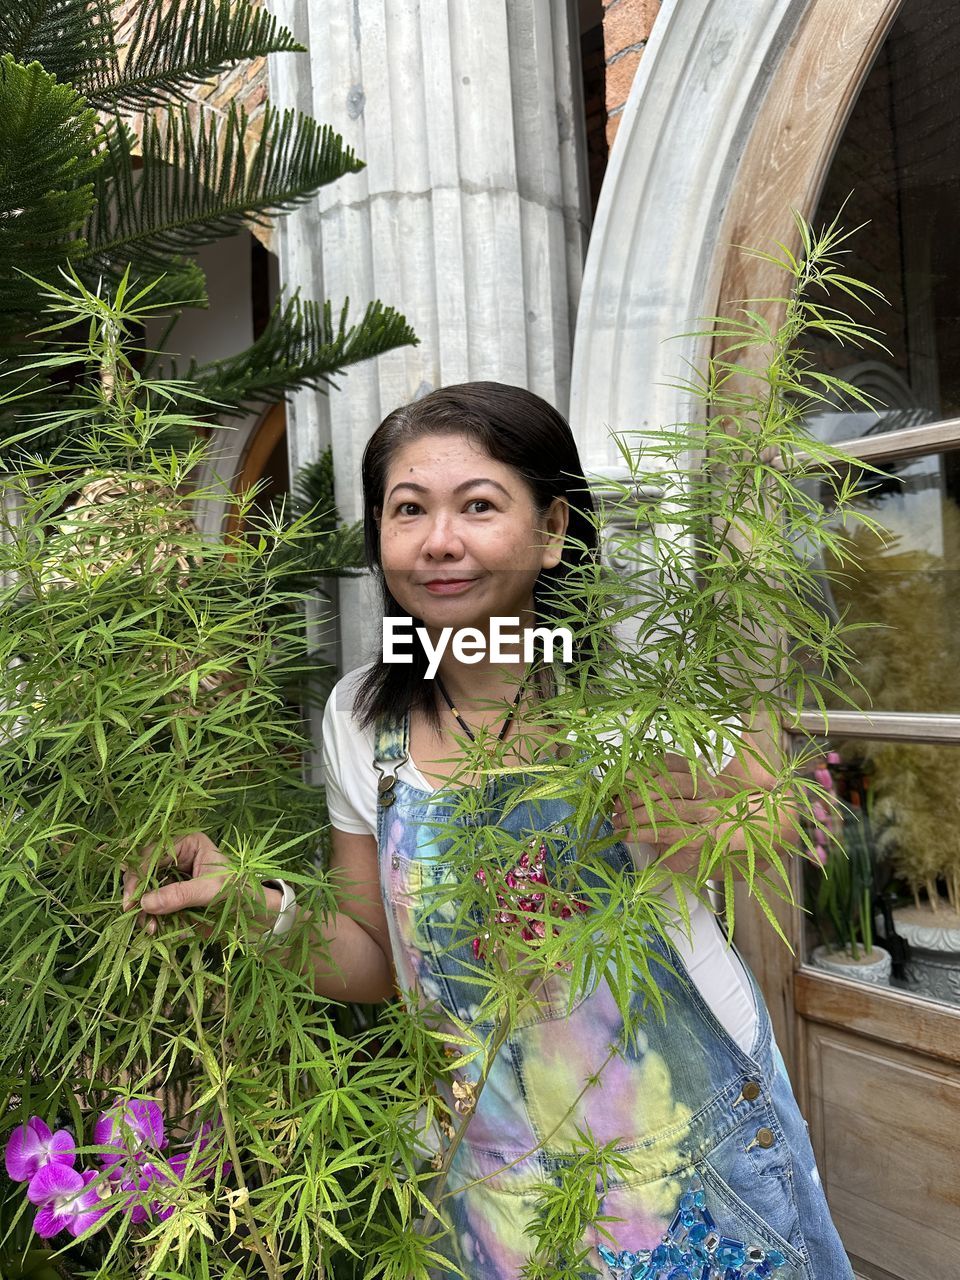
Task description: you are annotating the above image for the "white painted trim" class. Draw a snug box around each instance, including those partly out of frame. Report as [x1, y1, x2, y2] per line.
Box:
[569, 0, 811, 470]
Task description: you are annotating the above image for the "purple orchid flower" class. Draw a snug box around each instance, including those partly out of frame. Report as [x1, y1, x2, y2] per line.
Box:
[5, 1118, 75, 1184]
[93, 1099, 166, 1168]
[118, 1159, 181, 1223]
[27, 1166, 106, 1239]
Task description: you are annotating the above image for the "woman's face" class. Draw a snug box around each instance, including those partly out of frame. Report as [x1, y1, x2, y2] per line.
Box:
[377, 432, 568, 632]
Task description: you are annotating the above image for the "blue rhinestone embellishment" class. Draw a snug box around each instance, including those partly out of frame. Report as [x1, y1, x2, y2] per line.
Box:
[597, 1183, 788, 1279]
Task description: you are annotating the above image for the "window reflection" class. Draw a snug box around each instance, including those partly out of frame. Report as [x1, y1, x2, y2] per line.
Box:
[803, 739, 960, 1006]
[802, 449, 960, 714]
[811, 0, 960, 421]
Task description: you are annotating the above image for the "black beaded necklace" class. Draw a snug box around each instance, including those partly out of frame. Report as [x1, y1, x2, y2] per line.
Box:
[434, 676, 522, 745]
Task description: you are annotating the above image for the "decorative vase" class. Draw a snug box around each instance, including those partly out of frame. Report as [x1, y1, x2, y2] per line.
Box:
[892, 902, 960, 1005]
[810, 944, 892, 986]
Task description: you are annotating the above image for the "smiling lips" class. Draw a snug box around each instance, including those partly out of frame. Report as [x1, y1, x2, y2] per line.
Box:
[421, 577, 477, 595]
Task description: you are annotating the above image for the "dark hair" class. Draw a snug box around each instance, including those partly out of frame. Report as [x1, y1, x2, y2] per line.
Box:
[353, 381, 600, 729]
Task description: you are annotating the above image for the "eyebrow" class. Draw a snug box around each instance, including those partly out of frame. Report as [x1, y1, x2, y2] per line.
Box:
[385, 478, 512, 502]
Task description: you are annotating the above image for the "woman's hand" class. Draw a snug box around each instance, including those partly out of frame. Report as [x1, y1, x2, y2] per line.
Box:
[122, 832, 240, 935]
[611, 754, 722, 873]
[610, 732, 798, 876]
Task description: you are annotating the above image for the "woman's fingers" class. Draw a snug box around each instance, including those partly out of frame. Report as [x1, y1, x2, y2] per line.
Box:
[139, 870, 224, 916]
[612, 763, 730, 875]
[124, 833, 228, 928]
[122, 868, 138, 912]
[122, 838, 176, 911]
[613, 795, 720, 832]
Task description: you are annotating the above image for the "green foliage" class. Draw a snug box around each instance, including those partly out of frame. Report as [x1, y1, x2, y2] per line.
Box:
[411, 213, 887, 1021]
[811, 800, 876, 957]
[288, 451, 342, 534]
[0, 55, 101, 340]
[0, 217, 880, 1280]
[0, 276, 433, 1280]
[0, 1, 118, 100]
[521, 1133, 635, 1280]
[274, 449, 365, 590]
[83, 106, 363, 275]
[181, 294, 418, 418]
[0, 0, 417, 433]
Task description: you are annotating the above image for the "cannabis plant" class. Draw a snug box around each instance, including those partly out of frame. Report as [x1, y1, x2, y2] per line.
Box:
[0, 219, 879, 1280]
[379, 215, 887, 1270]
[0, 273, 442, 1280]
[0, 0, 417, 425]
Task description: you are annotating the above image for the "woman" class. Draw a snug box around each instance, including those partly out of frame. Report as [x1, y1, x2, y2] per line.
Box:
[132, 383, 853, 1280]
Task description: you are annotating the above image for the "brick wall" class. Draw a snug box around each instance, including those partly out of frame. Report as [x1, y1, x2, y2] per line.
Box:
[602, 0, 662, 146]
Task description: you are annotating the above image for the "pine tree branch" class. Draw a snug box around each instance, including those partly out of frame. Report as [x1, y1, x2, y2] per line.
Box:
[175, 294, 418, 415]
[0, 0, 117, 97]
[81, 104, 364, 272]
[0, 55, 101, 340]
[82, 0, 305, 111]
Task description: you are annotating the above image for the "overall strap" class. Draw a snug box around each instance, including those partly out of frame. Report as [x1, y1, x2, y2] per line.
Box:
[373, 714, 410, 808]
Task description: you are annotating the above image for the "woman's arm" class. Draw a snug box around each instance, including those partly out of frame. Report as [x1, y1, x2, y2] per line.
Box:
[611, 728, 800, 872]
[125, 827, 396, 1003]
[320, 826, 397, 1001]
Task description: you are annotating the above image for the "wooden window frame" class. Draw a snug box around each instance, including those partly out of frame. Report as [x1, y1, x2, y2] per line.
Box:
[716, 0, 960, 1083]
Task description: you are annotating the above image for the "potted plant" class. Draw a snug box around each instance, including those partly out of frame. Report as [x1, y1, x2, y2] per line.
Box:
[809, 755, 891, 985]
[874, 740, 960, 1001]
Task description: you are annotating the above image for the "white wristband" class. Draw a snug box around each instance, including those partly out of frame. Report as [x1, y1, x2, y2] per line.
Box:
[262, 878, 298, 940]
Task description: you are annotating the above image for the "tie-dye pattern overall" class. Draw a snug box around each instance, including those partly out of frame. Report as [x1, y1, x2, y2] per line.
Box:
[374, 718, 853, 1280]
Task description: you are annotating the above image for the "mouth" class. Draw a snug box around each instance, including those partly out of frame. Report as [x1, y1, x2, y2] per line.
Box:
[419, 577, 478, 595]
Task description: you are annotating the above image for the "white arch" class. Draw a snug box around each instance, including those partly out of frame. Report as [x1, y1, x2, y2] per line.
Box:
[569, 0, 809, 472]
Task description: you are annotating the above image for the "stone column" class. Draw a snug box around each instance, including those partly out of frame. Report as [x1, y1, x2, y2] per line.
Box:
[267, 0, 589, 672]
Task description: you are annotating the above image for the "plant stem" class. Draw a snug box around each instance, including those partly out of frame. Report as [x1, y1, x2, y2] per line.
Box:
[182, 974, 282, 1280]
[415, 1013, 511, 1239]
[440, 1042, 620, 1202]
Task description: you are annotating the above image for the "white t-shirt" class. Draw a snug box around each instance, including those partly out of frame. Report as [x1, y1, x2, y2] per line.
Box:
[321, 665, 758, 1054]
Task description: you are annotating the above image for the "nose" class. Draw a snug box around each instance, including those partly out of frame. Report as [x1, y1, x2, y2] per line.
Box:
[420, 511, 465, 560]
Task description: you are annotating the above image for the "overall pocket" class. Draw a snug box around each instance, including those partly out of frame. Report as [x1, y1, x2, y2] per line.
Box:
[593, 1162, 811, 1280]
[697, 1113, 812, 1276]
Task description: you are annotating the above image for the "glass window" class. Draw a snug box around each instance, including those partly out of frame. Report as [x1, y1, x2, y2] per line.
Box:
[799, 1, 960, 1009]
[801, 449, 960, 713]
[810, 0, 960, 424]
[801, 738, 960, 1007]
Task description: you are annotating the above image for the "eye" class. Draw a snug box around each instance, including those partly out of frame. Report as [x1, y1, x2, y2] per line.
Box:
[466, 499, 494, 514]
[395, 501, 422, 517]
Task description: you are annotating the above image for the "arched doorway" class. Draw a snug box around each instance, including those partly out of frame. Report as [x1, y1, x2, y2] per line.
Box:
[226, 402, 289, 537]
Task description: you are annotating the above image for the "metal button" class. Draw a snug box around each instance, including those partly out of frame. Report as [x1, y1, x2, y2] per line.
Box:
[742, 1080, 761, 1102]
[391, 854, 400, 870]
[755, 1127, 776, 1149]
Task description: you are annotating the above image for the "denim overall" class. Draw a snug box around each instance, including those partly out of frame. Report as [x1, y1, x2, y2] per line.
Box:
[374, 717, 853, 1280]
